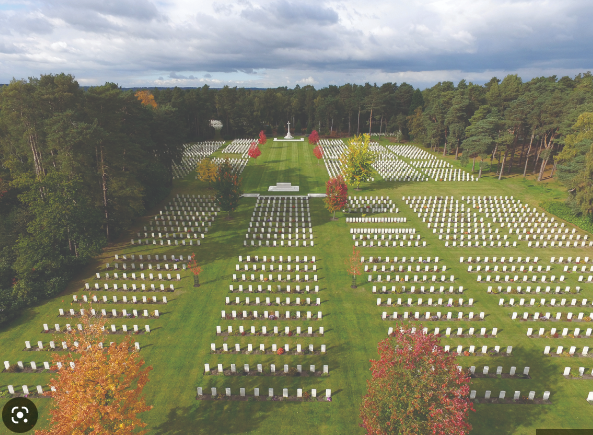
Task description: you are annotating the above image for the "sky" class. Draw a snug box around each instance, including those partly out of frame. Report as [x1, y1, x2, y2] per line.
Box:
[0, 0, 592, 90]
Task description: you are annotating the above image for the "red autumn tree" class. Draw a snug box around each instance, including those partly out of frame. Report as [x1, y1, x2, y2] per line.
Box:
[324, 175, 347, 219]
[360, 322, 474, 435]
[248, 141, 262, 159]
[309, 129, 319, 145]
[37, 302, 153, 435]
[188, 253, 203, 287]
[313, 144, 323, 164]
[345, 245, 361, 288]
[258, 130, 267, 145]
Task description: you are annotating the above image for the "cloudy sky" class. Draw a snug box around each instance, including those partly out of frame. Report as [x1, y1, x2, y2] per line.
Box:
[0, 0, 591, 89]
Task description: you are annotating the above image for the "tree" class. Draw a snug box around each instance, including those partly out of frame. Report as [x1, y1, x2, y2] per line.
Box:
[324, 175, 347, 219]
[309, 129, 319, 145]
[196, 158, 217, 185]
[258, 130, 267, 145]
[345, 245, 362, 288]
[407, 107, 426, 143]
[360, 322, 474, 435]
[313, 144, 323, 164]
[187, 253, 203, 287]
[135, 90, 157, 108]
[213, 158, 242, 218]
[37, 303, 152, 435]
[339, 134, 376, 190]
[248, 141, 262, 159]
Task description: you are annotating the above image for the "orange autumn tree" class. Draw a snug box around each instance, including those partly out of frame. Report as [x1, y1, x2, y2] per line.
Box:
[135, 90, 157, 108]
[37, 301, 152, 435]
[188, 253, 202, 287]
[345, 245, 362, 288]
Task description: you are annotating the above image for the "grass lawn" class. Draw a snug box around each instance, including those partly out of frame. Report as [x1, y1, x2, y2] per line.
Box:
[1, 136, 593, 434]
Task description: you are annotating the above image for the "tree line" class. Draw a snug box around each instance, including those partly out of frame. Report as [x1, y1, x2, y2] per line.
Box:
[0, 74, 186, 324]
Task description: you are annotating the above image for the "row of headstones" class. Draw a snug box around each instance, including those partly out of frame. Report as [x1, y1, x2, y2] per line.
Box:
[212, 343, 326, 353]
[371, 285, 463, 293]
[5, 385, 50, 396]
[131, 238, 201, 246]
[470, 390, 549, 401]
[25, 341, 140, 351]
[476, 275, 582, 283]
[544, 346, 591, 356]
[526, 327, 592, 337]
[45, 323, 151, 334]
[247, 233, 312, 240]
[236, 264, 317, 272]
[363, 256, 439, 263]
[221, 310, 322, 320]
[5, 361, 53, 371]
[217, 325, 323, 335]
[469, 365, 529, 376]
[511, 312, 589, 321]
[355, 240, 424, 248]
[44, 324, 150, 334]
[74, 294, 167, 304]
[88, 282, 175, 292]
[97, 270, 181, 279]
[346, 217, 405, 223]
[233, 274, 318, 282]
[384, 326, 496, 336]
[528, 241, 592, 248]
[229, 284, 320, 292]
[226, 296, 321, 305]
[59, 308, 159, 318]
[197, 387, 331, 399]
[377, 296, 471, 306]
[245, 240, 314, 247]
[487, 285, 579, 294]
[366, 264, 443, 273]
[563, 367, 593, 376]
[204, 363, 328, 374]
[387, 144, 435, 159]
[240, 255, 316, 263]
[115, 253, 189, 261]
[500, 297, 587, 307]
[445, 240, 517, 248]
[368, 274, 454, 283]
[382, 311, 486, 321]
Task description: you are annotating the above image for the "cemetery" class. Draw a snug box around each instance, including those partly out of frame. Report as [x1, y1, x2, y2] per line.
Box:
[1, 134, 593, 434]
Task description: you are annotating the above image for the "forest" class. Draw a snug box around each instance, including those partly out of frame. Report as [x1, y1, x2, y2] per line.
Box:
[0, 72, 592, 325]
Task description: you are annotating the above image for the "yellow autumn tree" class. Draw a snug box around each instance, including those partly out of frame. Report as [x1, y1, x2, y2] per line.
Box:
[196, 158, 218, 186]
[36, 301, 152, 435]
[135, 90, 157, 108]
[339, 134, 377, 190]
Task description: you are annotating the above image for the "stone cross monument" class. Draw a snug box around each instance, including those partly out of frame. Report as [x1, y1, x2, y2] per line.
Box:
[284, 121, 293, 139]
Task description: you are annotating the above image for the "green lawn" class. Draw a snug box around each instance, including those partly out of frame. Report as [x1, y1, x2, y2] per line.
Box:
[1, 137, 593, 434]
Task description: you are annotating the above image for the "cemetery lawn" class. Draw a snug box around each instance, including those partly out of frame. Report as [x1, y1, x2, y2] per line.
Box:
[1, 137, 593, 434]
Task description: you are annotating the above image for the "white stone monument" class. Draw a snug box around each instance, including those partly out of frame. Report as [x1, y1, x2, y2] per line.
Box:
[284, 121, 293, 139]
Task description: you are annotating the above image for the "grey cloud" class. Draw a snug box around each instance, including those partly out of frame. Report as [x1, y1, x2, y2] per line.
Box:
[158, 76, 164, 80]
[241, 0, 338, 25]
[46, 0, 159, 20]
[203, 73, 211, 78]
[169, 72, 187, 79]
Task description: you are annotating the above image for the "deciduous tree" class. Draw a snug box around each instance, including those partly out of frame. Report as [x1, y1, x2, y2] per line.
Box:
[339, 134, 376, 190]
[360, 322, 474, 435]
[213, 158, 242, 218]
[258, 130, 267, 145]
[37, 303, 153, 435]
[308, 129, 319, 145]
[313, 144, 323, 164]
[324, 175, 347, 219]
[187, 253, 203, 287]
[196, 158, 217, 185]
[248, 141, 262, 159]
[135, 90, 157, 108]
[345, 245, 361, 288]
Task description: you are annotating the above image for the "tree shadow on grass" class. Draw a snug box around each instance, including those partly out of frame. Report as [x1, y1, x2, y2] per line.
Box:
[468, 345, 564, 434]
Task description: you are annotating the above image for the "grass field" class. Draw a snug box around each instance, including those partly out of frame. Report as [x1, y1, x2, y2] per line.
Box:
[1, 136, 593, 434]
